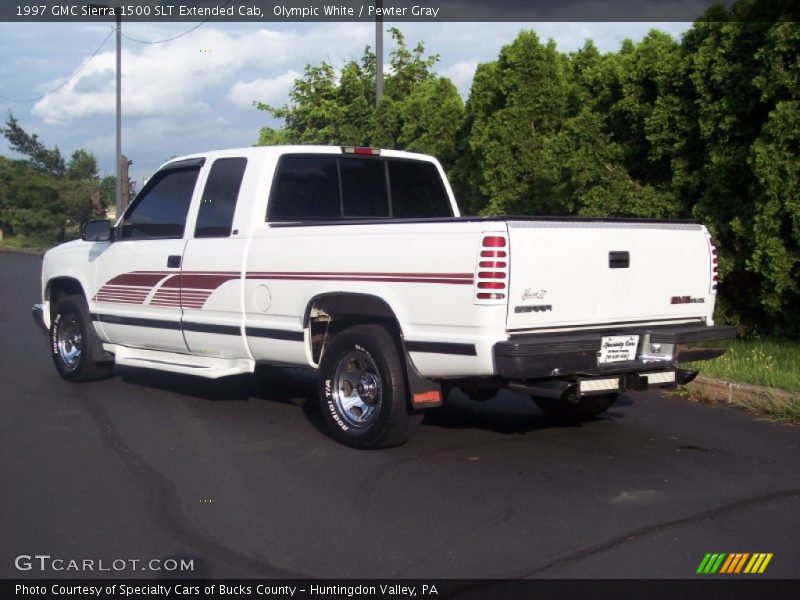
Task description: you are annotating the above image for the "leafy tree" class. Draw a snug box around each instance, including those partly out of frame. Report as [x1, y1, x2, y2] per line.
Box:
[0, 114, 107, 238]
[453, 32, 572, 215]
[255, 29, 464, 169]
[66, 148, 99, 181]
[0, 111, 65, 174]
[0, 156, 62, 235]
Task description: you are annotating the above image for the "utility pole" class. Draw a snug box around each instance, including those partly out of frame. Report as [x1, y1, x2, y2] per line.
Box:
[375, 0, 383, 105]
[115, 10, 122, 218]
[119, 154, 130, 213]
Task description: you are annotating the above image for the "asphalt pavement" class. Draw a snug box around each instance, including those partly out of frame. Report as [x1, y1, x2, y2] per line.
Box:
[1, 250, 798, 579]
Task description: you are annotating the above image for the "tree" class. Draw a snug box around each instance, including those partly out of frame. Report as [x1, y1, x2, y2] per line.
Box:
[0, 111, 65, 174]
[0, 114, 107, 239]
[453, 32, 572, 215]
[66, 149, 99, 181]
[0, 156, 62, 235]
[255, 29, 464, 169]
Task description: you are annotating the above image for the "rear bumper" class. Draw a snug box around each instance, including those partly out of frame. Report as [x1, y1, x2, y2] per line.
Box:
[494, 323, 736, 381]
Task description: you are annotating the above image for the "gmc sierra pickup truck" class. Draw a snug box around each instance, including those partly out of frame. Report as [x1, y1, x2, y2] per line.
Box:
[33, 145, 735, 448]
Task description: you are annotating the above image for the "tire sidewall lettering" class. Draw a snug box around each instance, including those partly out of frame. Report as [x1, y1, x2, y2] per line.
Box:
[51, 313, 61, 356]
[326, 397, 349, 431]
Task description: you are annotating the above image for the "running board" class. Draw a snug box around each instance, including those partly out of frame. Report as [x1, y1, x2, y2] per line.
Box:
[104, 344, 255, 379]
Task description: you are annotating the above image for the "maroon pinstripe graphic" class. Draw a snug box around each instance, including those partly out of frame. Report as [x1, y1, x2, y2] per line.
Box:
[248, 271, 473, 278]
[104, 272, 171, 287]
[246, 271, 474, 285]
[92, 270, 473, 308]
[161, 273, 239, 289]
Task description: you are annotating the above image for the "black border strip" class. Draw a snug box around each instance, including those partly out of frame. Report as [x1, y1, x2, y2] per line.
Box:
[182, 322, 241, 336]
[90, 313, 181, 330]
[406, 341, 477, 356]
[91, 313, 305, 342]
[245, 327, 305, 342]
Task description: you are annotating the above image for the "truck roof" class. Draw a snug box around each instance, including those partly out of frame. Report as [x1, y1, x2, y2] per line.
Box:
[160, 145, 439, 171]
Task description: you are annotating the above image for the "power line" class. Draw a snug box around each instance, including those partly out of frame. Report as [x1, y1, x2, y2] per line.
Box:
[0, 26, 117, 104]
[121, 1, 233, 45]
[121, 21, 207, 45]
[1, 3, 233, 104]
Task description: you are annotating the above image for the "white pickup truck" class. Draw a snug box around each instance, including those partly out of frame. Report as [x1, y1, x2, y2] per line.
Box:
[33, 145, 735, 448]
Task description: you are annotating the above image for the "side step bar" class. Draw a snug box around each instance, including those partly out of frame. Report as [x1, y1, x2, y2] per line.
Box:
[105, 344, 255, 379]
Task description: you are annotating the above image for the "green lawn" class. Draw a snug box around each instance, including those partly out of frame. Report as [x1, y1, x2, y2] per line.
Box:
[682, 338, 800, 393]
[0, 233, 59, 253]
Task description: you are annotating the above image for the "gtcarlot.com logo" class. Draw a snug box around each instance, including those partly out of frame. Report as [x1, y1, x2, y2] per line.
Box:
[696, 552, 773, 574]
[14, 554, 194, 573]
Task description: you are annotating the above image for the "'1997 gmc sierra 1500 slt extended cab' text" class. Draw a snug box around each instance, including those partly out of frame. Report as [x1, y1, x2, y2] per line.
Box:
[33, 145, 736, 448]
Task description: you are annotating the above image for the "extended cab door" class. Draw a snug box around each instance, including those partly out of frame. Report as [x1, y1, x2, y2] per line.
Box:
[180, 156, 250, 358]
[91, 158, 203, 352]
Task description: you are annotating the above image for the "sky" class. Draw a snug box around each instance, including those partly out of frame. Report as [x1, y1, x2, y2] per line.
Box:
[0, 21, 691, 186]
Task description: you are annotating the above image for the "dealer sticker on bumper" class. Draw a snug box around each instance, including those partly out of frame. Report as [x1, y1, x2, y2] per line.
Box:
[599, 335, 639, 364]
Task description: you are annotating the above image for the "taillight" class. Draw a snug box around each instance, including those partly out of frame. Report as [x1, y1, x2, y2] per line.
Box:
[708, 235, 718, 294]
[482, 236, 506, 248]
[475, 233, 509, 305]
[480, 250, 507, 258]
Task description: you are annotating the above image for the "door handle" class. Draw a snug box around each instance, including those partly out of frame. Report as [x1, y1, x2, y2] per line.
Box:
[167, 255, 181, 268]
[609, 251, 630, 269]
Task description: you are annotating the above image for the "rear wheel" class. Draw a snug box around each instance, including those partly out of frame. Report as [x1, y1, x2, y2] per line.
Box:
[318, 324, 422, 449]
[533, 392, 619, 421]
[50, 296, 113, 382]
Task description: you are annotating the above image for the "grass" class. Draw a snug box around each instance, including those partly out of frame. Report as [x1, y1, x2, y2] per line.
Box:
[682, 338, 800, 393]
[0, 233, 59, 253]
[680, 338, 800, 423]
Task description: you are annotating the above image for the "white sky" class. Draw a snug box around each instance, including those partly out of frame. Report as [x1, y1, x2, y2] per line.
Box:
[0, 21, 691, 184]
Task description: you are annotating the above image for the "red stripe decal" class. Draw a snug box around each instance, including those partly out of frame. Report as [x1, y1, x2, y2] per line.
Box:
[247, 271, 473, 278]
[248, 275, 473, 285]
[160, 274, 239, 289]
[105, 273, 171, 287]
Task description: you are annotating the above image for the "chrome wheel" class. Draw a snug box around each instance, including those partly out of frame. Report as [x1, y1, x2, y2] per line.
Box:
[332, 350, 382, 427]
[57, 315, 82, 371]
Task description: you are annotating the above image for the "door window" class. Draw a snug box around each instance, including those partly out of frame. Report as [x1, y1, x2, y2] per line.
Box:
[120, 166, 200, 240]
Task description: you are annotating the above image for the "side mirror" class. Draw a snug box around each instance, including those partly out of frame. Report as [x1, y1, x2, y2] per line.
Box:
[81, 220, 113, 242]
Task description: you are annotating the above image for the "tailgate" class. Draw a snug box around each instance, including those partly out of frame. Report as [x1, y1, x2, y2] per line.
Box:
[505, 220, 713, 332]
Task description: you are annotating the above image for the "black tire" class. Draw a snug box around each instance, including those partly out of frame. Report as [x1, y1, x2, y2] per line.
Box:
[318, 324, 423, 449]
[50, 295, 113, 382]
[533, 393, 619, 421]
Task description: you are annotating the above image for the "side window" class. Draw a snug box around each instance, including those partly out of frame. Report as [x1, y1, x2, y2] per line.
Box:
[194, 158, 247, 238]
[268, 155, 340, 220]
[389, 160, 453, 218]
[340, 157, 389, 217]
[120, 167, 199, 240]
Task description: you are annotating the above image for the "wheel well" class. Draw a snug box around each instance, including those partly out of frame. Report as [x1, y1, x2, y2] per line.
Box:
[47, 278, 86, 314]
[304, 293, 403, 365]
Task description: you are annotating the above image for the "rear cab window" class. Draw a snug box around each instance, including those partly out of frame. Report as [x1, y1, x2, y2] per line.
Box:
[267, 153, 452, 221]
[194, 157, 247, 238]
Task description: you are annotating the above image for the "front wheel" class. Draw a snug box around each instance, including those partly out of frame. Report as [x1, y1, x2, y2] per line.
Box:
[533, 392, 619, 421]
[50, 296, 113, 382]
[318, 324, 422, 449]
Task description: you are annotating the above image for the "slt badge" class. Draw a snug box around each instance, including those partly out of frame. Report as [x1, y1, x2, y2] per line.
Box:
[522, 288, 547, 301]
